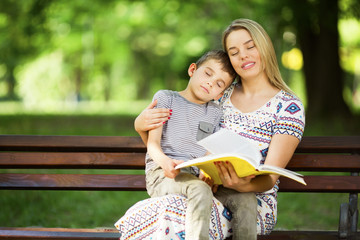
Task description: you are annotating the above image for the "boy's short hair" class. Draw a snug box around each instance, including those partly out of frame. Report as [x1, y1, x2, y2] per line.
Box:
[196, 50, 237, 81]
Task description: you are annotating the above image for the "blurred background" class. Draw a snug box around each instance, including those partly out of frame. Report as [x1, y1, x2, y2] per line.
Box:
[0, 0, 359, 232]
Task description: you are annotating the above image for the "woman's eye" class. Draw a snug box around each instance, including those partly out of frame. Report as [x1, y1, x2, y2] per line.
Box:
[248, 45, 255, 49]
[205, 71, 211, 76]
[230, 52, 238, 56]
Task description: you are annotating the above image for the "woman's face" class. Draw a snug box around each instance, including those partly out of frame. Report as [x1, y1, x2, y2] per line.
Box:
[225, 29, 264, 80]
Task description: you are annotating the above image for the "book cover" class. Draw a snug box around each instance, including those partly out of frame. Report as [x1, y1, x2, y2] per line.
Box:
[175, 129, 306, 185]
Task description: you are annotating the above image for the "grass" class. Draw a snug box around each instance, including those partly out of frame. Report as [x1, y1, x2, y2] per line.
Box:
[0, 101, 357, 231]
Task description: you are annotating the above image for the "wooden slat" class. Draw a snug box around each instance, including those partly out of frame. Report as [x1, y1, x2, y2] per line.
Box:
[0, 135, 146, 152]
[296, 136, 360, 153]
[1, 151, 360, 172]
[0, 173, 146, 191]
[0, 228, 119, 239]
[0, 228, 357, 240]
[0, 152, 145, 169]
[287, 154, 360, 171]
[279, 176, 360, 193]
[257, 230, 359, 240]
[1, 174, 360, 193]
[1, 153, 360, 172]
[0, 135, 359, 153]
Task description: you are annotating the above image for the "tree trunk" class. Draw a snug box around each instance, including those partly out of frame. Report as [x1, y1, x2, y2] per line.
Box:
[289, 0, 352, 121]
[5, 65, 16, 100]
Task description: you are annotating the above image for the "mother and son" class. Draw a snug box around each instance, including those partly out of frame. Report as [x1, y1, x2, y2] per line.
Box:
[121, 18, 305, 240]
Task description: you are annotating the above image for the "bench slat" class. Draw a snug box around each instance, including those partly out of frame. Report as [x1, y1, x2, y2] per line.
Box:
[257, 230, 349, 240]
[1, 173, 359, 193]
[279, 176, 360, 192]
[0, 229, 353, 240]
[296, 136, 360, 153]
[1, 152, 359, 172]
[0, 152, 145, 169]
[0, 173, 146, 191]
[1, 135, 359, 153]
[287, 154, 360, 171]
[0, 228, 119, 239]
[0, 135, 145, 152]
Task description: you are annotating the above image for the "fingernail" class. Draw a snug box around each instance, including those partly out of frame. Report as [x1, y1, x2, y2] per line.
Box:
[168, 117, 171, 119]
[169, 109, 173, 112]
[162, 121, 166, 124]
[169, 112, 172, 116]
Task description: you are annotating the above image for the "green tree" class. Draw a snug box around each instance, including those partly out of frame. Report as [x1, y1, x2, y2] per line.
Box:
[0, 0, 51, 100]
[270, 0, 360, 128]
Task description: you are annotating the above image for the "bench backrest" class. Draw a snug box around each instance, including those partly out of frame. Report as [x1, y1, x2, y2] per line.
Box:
[0, 135, 360, 193]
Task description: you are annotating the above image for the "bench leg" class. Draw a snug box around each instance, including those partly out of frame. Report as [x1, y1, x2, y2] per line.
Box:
[349, 193, 358, 233]
[339, 172, 359, 239]
[339, 202, 350, 238]
[350, 173, 359, 234]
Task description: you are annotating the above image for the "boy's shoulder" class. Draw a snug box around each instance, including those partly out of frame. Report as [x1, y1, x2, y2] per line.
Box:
[154, 90, 178, 98]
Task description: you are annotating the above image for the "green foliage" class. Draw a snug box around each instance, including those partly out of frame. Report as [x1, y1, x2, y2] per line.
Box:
[0, 0, 359, 117]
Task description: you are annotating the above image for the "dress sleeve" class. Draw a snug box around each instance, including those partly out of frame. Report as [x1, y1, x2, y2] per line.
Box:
[273, 96, 305, 141]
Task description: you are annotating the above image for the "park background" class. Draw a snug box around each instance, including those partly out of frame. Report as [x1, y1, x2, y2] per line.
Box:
[0, 0, 360, 232]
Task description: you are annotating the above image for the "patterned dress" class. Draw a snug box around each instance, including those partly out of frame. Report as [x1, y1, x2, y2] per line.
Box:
[114, 83, 305, 239]
[218, 83, 305, 234]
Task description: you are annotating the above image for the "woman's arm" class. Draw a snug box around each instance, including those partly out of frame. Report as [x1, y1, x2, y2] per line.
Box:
[134, 100, 171, 145]
[216, 134, 300, 192]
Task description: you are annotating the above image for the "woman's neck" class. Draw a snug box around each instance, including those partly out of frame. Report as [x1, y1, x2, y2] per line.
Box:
[239, 74, 277, 97]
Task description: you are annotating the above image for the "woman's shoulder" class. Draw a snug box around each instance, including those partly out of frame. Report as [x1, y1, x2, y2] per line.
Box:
[275, 90, 305, 119]
[277, 90, 304, 107]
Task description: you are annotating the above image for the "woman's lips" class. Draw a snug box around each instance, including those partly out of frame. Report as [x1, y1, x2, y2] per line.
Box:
[241, 62, 255, 70]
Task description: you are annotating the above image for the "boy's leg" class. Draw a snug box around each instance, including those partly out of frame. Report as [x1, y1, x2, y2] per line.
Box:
[146, 167, 213, 240]
[215, 186, 257, 240]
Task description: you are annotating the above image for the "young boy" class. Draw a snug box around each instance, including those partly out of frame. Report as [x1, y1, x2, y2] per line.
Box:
[145, 50, 236, 240]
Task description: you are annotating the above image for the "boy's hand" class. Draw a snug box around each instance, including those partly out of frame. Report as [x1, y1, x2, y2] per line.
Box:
[199, 170, 214, 187]
[162, 159, 184, 178]
[199, 170, 219, 193]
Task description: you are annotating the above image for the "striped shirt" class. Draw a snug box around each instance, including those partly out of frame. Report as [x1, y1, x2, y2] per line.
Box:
[145, 90, 222, 174]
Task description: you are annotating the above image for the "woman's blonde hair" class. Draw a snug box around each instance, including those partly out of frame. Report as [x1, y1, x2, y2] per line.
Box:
[222, 18, 294, 94]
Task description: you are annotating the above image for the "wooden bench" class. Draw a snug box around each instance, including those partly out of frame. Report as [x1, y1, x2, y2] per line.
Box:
[0, 135, 359, 239]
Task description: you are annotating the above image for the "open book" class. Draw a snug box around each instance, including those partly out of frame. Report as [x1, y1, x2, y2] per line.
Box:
[175, 129, 306, 185]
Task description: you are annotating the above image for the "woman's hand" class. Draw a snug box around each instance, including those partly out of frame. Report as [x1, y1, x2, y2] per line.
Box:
[215, 161, 255, 192]
[134, 100, 172, 132]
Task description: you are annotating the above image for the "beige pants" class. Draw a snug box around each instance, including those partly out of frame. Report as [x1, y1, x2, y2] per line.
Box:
[215, 186, 257, 240]
[146, 167, 213, 240]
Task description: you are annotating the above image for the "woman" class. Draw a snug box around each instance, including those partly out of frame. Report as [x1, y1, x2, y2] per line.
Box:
[134, 19, 305, 237]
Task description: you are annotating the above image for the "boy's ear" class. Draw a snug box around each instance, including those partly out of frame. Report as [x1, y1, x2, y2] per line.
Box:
[214, 92, 224, 101]
[188, 63, 197, 77]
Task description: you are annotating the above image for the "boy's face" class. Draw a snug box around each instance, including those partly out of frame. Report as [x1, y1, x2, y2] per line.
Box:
[187, 59, 233, 104]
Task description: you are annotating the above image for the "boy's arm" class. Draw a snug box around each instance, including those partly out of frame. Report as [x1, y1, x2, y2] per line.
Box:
[147, 126, 183, 178]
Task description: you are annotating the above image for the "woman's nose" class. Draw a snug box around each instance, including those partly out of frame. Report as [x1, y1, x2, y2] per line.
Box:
[239, 51, 248, 60]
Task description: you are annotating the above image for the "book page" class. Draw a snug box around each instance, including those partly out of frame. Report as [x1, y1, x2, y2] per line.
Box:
[198, 128, 261, 165]
[176, 153, 259, 185]
[258, 165, 306, 185]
